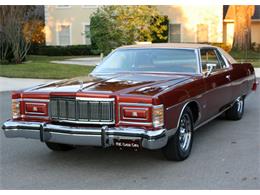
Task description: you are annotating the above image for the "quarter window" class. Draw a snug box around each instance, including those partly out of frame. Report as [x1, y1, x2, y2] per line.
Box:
[200, 49, 226, 73]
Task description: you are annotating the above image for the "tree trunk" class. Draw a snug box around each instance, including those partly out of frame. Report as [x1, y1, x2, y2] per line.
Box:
[232, 5, 255, 51]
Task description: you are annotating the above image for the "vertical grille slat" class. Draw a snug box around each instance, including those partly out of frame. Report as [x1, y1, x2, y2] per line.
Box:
[50, 97, 114, 124]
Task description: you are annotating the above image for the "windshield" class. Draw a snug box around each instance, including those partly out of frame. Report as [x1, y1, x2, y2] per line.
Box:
[92, 49, 198, 74]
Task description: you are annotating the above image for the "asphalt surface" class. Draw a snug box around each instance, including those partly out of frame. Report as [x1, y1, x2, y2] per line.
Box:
[0, 89, 259, 190]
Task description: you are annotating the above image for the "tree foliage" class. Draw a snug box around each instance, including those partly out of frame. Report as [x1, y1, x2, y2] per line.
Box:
[90, 6, 168, 55]
[0, 6, 43, 64]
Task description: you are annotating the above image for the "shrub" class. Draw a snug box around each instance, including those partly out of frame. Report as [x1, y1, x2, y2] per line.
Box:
[28, 45, 95, 56]
[209, 42, 232, 52]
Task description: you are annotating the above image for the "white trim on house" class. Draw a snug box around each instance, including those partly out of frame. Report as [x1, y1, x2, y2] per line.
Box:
[56, 23, 72, 46]
[82, 22, 91, 45]
[56, 5, 71, 9]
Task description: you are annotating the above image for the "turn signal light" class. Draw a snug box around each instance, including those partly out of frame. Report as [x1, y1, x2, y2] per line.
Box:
[152, 105, 164, 128]
[12, 99, 20, 119]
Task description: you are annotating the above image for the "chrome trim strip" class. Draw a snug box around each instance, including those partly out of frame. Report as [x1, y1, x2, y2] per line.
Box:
[76, 97, 114, 101]
[24, 102, 47, 115]
[119, 102, 153, 107]
[51, 119, 115, 125]
[194, 105, 232, 131]
[119, 121, 153, 126]
[17, 98, 49, 103]
[21, 115, 49, 119]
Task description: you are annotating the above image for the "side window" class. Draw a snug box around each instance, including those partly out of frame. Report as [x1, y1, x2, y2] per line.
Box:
[200, 49, 226, 73]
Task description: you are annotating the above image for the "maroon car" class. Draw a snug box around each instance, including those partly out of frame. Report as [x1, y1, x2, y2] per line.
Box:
[2, 43, 258, 161]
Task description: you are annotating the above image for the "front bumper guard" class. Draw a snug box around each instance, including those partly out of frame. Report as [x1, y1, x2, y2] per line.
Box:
[2, 121, 176, 150]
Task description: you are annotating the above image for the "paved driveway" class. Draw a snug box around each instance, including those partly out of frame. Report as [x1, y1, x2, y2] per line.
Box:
[0, 88, 259, 190]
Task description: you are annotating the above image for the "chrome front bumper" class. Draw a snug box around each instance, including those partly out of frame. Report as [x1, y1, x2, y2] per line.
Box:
[2, 120, 175, 150]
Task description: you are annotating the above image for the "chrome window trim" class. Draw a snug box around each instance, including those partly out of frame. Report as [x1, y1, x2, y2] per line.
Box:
[93, 48, 200, 75]
[199, 47, 232, 75]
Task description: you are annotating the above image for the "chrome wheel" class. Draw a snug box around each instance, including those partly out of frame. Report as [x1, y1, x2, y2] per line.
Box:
[178, 113, 192, 152]
[236, 97, 244, 114]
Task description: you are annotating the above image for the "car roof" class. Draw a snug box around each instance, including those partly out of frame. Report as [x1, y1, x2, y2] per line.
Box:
[119, 43, 216, 49]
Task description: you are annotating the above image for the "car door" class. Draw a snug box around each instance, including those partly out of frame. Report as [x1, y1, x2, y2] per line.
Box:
[200, 48, 233, 119]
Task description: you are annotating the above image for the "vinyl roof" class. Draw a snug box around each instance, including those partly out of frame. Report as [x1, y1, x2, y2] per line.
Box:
[119, 43, 215, 49]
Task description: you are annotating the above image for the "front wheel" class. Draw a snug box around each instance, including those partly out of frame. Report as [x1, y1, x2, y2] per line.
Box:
[225, 96, 245, 120]
[162, 107, 193, 161]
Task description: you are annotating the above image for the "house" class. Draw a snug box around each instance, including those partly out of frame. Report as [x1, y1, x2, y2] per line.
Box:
[44, 5, 260, 46]
[44, 5, 97, 46]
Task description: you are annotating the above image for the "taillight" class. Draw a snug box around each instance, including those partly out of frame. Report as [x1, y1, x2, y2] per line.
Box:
[252, 81, 258, 91]
[12, 99, 20, 119]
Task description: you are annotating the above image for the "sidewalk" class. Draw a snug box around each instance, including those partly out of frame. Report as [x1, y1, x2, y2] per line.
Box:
[51, 56, 100, 66]
[0, 77, 55, 92]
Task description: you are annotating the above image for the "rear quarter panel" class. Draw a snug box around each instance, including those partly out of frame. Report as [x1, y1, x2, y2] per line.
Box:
[230, 63, 256, 99]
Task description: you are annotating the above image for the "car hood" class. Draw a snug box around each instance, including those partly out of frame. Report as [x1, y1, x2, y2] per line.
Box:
[24, 73, 192, 96]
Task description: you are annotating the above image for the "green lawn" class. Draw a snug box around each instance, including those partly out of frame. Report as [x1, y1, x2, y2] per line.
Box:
[229, 50, 260, 67]
[0, 55, 95, 79]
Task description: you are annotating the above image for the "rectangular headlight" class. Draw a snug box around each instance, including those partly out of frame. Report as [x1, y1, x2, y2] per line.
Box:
[12, 99, 20, 119]
[153, 105, 164, 128]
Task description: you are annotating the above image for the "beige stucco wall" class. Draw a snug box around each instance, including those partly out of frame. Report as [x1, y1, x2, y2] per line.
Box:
[45, 5, 97, 45]
[252, 21, 260, 44]
[223, 20, 260, 46]
[45, 5, 224, 46]
[157, 5, 223, 43]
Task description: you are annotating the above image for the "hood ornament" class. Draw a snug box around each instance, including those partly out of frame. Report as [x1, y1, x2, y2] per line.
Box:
[79, 80, 84, 91]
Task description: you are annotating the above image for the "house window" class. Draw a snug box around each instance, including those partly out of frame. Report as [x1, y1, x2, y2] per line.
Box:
[197, 24, 209, 43]
[84, 24, 91, 45]
[58, 25, 71, 45]
[56, 5, 71, 9]
[169, 24, 181, 43]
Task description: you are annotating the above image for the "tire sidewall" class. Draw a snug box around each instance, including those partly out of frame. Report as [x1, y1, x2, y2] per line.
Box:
[176, 107, 194, 159]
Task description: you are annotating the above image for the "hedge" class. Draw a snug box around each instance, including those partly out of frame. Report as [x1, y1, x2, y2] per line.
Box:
[28, 44, 96, 56]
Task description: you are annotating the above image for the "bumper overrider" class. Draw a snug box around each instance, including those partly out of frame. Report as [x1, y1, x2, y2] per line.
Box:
[2, 120, 176, 149]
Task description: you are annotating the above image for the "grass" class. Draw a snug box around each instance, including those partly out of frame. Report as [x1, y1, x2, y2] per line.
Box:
[229, 50, 260, 67]
[0, 55, 95, 79]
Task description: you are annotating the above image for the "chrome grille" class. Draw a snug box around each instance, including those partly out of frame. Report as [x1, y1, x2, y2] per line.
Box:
[50, 97, 115, 124]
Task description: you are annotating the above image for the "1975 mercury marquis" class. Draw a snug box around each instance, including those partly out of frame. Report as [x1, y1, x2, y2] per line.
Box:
[2, 43, 258, 161]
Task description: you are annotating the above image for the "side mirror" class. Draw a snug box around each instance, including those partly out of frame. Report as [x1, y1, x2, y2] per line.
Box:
[205, 64, 216, 77]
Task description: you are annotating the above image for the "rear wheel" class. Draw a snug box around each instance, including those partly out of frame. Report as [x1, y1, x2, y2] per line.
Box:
[45, 142, 75, 151]
[225, 96, 244, 120]
[162, 107, 193, 161]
